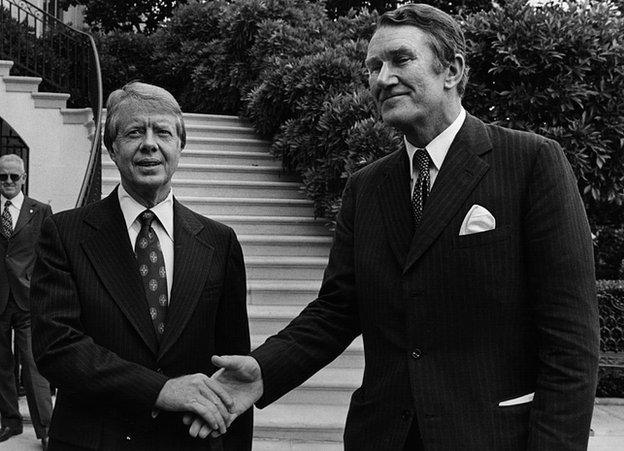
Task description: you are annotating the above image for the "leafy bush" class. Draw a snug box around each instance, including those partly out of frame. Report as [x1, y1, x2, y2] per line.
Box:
[463, 0, 624, 213]
[595, 228, 624, 280]
[94, 31, 157, 101]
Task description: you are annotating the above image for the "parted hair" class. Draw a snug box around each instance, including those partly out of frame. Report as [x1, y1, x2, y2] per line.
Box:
[103, 82, 186, 150]
[378, 3, 470, 96]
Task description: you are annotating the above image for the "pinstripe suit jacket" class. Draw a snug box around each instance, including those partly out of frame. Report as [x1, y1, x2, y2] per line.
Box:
[252, 114, 599, 450]
[30, 191, 252, 450]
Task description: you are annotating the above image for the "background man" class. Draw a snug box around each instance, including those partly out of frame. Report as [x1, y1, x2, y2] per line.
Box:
[31, 82, 252, 450]
[200, 4, 599, 450]
[0, 153, 52, 449]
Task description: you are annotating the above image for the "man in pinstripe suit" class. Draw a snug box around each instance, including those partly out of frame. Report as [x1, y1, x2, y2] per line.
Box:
[30, 82, 252, 450]
[196, 4, 599, 450]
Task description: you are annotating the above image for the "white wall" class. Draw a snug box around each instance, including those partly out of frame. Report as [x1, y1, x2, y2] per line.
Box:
[0, 83, 93, 213]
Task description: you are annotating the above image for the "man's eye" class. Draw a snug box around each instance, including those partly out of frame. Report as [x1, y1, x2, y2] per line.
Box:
[395, 56, 410, 65]
[126, 130, 142, 137]
[158, 130, 173, 137]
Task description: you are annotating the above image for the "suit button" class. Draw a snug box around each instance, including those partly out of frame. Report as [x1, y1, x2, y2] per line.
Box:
[401, 410, 412, 420]
[125, 435, 132, 441]
[156, 368, 163, 373]
[411, 349, 422, 359]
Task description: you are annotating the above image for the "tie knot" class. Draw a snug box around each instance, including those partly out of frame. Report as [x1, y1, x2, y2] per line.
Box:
[139, 210, 155, 228]
[414, 148, 430, 172]
[4, 200, 11, 208]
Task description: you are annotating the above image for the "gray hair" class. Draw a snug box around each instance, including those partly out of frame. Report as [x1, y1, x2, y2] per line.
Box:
[103, 82, 186, 150]
[377, 3, 470, 96]
[0, 154, 25, 172]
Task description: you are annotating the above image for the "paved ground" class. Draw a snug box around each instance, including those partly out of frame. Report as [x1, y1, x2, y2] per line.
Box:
[2, 398, 624, 450]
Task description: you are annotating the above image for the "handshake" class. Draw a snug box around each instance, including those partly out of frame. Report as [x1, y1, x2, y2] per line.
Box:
[154, 355, 264, 439]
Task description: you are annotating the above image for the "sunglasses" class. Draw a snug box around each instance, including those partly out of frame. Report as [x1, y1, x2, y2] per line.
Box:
[0, 173, 23, 182]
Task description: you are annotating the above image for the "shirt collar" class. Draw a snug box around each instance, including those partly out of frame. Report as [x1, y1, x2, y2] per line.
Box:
[117, 185, 174, 240]
[1, 191, 24, 210]
[404, 107, 466, 171]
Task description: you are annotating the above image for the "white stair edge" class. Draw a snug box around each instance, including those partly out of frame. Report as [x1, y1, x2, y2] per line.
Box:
[240, 235, 333, 244]
[2, 75, 42, 92]
[0, 60, 13, 77]
[61, 108, 93, 124]
[31, 92, 70, 109]
[252, 335, 364, 353]
[103, 177, 300, 189]
[248, 280, 322, 290]
[177, 196, 312, 206]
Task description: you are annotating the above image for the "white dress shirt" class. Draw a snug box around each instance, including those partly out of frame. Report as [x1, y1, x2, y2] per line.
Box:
[1, 191, 24, 230]
[117, 185, 174, 301]
[406, 108, 466, 196]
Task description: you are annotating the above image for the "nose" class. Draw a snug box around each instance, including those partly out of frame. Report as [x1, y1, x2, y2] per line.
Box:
[376, 62, 397, 88]
[140, 128, 158, 152]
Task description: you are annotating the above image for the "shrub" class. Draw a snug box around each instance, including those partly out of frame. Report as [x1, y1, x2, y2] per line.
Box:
[595, 228, 624, 280]
[94, 31, 157, 100]
[463, 0, 624, 213]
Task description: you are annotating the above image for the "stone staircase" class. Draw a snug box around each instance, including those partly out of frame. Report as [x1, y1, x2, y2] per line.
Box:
[101, 113, 364, 449]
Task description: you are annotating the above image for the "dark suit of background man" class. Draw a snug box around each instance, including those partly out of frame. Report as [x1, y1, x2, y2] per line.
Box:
[203, 4, 600, 450]
[0, 153, 52, 448]
[30, 82, 252, 450]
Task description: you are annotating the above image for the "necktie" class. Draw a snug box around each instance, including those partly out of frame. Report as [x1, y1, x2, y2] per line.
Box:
[1, 200, 13, 239]
[135, 210, 168, 340]
[412, 148, 431, 226]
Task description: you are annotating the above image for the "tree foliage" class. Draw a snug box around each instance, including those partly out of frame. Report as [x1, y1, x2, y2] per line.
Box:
[59, 0, 188, 33]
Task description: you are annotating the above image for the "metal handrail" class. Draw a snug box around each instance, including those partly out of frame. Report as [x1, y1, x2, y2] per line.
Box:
[0, 0, 103, 206]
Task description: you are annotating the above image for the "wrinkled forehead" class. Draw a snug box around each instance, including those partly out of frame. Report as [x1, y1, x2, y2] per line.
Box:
[111, 100, 182, 135]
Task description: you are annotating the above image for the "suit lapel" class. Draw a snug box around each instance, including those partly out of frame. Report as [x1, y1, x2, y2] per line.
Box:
[376, 148, 415, 268]
[404, 114, 492, 273]
[81, 190, 159, 355]
[158, 199, 214, 359]
[12, 197, 37, 236]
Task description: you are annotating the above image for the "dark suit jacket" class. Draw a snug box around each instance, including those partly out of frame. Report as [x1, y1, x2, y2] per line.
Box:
[252, 114, 599, 450]
[0, 196, 52, 312]
[31, 190, 252, 450]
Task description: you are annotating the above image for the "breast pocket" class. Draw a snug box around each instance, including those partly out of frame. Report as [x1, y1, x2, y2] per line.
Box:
[453, 224, 512, 248]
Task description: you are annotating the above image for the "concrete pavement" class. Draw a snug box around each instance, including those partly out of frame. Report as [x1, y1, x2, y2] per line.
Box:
[2, 397, 623, 450]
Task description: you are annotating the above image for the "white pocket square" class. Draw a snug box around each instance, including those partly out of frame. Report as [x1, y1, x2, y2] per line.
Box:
[459, 204, 495, 236]
[498, 392, 534, 407]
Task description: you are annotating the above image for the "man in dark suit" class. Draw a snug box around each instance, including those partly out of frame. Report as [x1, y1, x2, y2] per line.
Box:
[195, 4, 599, 450]
[0, 153, 52, 448]
[30, 82, 252, 450]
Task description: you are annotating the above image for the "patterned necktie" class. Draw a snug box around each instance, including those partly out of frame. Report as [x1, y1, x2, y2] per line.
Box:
[412, 148, 431, 226]
[135, 210, 168, 341]
[1, 200, 13, 239]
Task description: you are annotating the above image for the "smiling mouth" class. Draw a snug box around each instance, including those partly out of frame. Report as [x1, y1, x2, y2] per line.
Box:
[136, 161, 161, 167]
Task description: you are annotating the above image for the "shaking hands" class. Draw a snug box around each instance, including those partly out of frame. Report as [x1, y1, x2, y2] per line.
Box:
[177, 355, 264, 439]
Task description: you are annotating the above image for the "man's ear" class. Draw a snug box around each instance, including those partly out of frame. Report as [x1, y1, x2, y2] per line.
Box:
[444, 54, 465, 91]
[108, 142, 117, 162]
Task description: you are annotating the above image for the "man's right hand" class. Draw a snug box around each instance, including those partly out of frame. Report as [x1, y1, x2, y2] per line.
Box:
[184, 355, 264, 439]
[154, 373, 234, 434]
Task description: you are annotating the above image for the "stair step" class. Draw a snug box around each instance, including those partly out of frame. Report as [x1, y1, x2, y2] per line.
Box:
[102, 161, 297, 182]
[213, 215, 330, 236]
[185, 136, 270, 153]
[253, 439, 342, 451]
[0, 60, 14, 77]
[2, 75, 42, 92]
[247, 280, 321, 305]
[245, 256, 327, 280]
[251, 335, 364, 369]
[182, 113, 249, 128]
[254, 404, 347, 442]
[31, 92, 70, 109]
[61, 108, 93, 124]
[103, 178, 305, 199]
[178, 196, 314, 217]
[185, 123, 258, 139]
[240, 235, 332, 257]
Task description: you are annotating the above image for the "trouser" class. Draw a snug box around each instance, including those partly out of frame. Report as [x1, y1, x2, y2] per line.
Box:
[0, 293, 52, 438]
